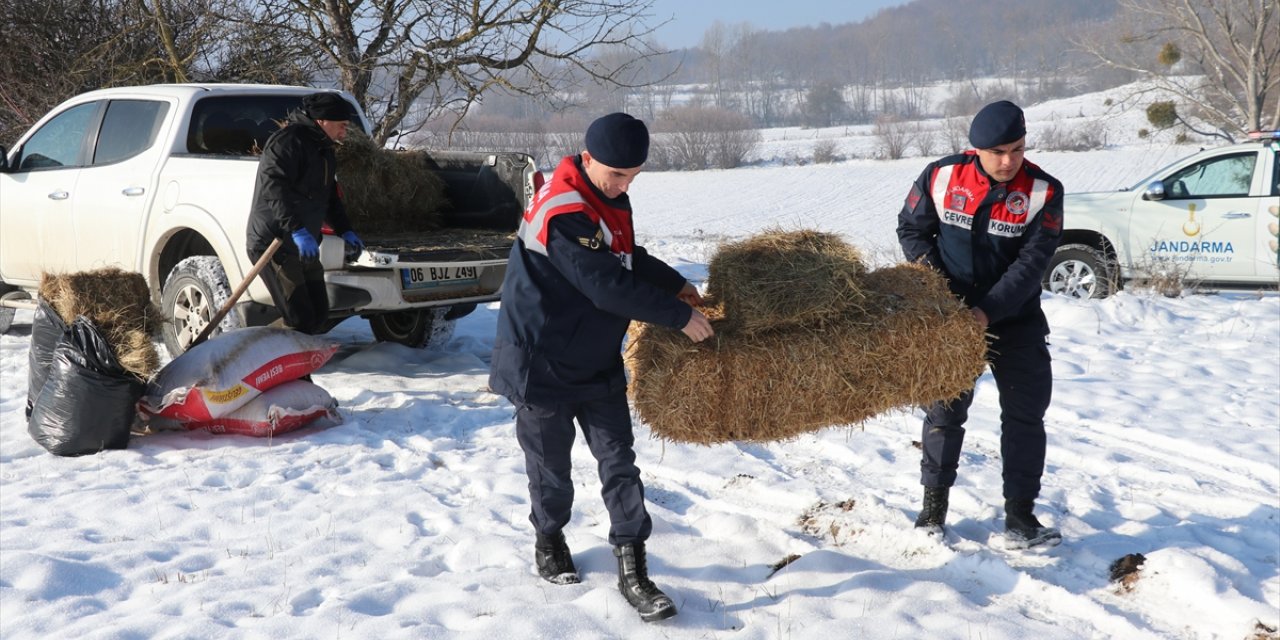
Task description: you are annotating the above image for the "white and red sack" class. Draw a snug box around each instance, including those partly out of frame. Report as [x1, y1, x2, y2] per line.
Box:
[174, 380, 341, 437]
[140, 327, 338, 422]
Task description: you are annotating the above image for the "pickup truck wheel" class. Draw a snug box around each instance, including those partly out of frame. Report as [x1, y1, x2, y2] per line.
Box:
[0, 289, 18, 334]
[1044, 243, 1116, 299]
[368, 308, 457, 349]
[161, 256, 244, 357]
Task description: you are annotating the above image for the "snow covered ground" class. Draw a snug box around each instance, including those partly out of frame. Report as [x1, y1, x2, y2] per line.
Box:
[2, 88, 1278, 639]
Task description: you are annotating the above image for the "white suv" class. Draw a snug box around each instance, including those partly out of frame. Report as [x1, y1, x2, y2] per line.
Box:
[1045, 132, 1280, 298]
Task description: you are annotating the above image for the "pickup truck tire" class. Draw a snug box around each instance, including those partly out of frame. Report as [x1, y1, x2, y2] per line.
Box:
[0, 300, 15, 335]
[1044, 243, 1116, 300]
[161, 256, 245, 357]
[368, 308, 457, 349]
[0, 285, 20, 334]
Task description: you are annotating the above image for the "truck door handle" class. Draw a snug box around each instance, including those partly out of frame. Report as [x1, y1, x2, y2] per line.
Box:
[1220, 211, 1252, 219]
[48, 190, 69, 200]
[122, 186, 145, 196]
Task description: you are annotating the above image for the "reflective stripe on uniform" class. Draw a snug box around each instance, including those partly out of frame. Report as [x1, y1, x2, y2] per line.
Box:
[518, 191, 588, 255]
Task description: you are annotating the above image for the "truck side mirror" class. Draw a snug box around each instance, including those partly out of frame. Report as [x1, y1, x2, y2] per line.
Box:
[1141, 180, 1166, 201]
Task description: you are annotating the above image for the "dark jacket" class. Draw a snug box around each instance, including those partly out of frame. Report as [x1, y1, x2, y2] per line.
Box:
[246, 111, 353, 256]
[897, 151, 1064, 344]
[490, 156, 692, 405]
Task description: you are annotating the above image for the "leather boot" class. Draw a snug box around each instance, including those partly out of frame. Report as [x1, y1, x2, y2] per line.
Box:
[1004, 499, 1062, 549]
[534, 531, 579, 585]
[914, 486, 950, 535]
[614, 543, 677, 622]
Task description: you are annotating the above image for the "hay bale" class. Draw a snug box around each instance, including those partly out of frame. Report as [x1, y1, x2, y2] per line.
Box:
[705, 229, 867, 334]
[627, 263, 988, 444]
[336, 130, 448, 234]
[38, 269, 162, 380]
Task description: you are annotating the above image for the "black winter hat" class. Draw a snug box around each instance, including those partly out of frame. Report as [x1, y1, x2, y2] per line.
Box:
[303, 92, 352, 121]
[585, 112, 649, 169]
[969, 100, 1026, 148]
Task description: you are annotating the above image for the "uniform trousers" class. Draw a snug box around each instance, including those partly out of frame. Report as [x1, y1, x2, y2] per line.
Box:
[920, 340, 1052, 501]
[515, 388, 652, 546]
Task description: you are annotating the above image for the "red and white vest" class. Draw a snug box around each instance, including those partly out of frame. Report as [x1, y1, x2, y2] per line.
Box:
[518, 156, 635, 270]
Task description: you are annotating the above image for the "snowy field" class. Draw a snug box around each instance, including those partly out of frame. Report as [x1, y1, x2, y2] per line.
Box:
[1, 87, 1278, 639]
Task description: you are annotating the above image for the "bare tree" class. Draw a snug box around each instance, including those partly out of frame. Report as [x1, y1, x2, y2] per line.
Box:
[242, 0, 669, 146]
[651, 105, 759, 171]
[874, 115, 911, 160]
[1077, 0, 1279, 142]
[0, 0, 211, 144]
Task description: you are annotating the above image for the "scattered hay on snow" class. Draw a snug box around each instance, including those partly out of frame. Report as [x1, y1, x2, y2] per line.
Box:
[627, 260, 987, 445]
[38, 268, 162, 380]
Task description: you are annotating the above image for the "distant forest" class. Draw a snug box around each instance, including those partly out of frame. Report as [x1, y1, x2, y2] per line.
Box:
[471, 0, 1132, 128]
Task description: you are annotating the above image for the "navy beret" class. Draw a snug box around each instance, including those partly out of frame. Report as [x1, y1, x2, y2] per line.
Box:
[585, 112, 649, 169]
[303, 92, 352, 121]
[969, 100, 1026, 148]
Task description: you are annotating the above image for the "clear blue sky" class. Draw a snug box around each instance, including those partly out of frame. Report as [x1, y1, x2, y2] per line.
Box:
[645, 0, 911, 48]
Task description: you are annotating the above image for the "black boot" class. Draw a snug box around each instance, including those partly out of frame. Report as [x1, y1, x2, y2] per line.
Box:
[535, 531, 580, 585]
[614, 543, 677, 622]
[914, 486, 950, 535]
[1004, 499, 1062, 549]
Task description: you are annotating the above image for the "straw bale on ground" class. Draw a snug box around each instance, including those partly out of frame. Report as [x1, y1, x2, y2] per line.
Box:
[627, 262, 987, 445]
[706, 229, 867, 334]
[39, 269, 162, 380]
[336, 130, 448, 235]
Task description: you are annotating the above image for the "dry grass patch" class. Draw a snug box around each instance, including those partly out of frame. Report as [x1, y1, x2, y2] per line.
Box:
[39, 269, 162, 379]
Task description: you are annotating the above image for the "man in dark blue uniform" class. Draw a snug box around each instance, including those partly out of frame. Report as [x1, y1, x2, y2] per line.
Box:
[897, 100, 1065, 549]
[489, 113, 713, 621]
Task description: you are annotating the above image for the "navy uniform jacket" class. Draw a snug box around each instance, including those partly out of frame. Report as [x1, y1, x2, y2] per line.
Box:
[490, 156, 692, 405]
[897, 151, 1064, 344]
[246, 110, 354, 257]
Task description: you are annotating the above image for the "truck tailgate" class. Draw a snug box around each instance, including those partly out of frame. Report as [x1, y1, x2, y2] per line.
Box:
[350, 228, 515, 266]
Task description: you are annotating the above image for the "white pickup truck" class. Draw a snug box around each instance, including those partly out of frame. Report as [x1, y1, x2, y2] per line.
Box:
[1044, 132, 1280, 298]
[0, 84, 537, 354]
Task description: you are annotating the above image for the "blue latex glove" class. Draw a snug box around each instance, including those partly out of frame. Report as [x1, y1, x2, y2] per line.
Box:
[291, 229, 319, 261]
[341, 230, 364, 251]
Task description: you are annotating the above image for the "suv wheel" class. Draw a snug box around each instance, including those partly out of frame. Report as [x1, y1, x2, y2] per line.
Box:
[1044, 243, 1117, 299]
[368, 308, 457, 349]
[161, 256, 244, 357]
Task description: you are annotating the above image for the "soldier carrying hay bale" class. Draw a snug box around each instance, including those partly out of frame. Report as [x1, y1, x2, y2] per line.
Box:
[897, 99, 1065, 549]
[490, 112, 712, 624]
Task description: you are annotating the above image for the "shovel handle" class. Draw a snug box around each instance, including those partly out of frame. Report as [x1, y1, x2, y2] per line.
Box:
[190, 237, 283, 349]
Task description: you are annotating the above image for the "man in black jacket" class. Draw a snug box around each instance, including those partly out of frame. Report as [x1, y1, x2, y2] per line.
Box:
[246, 91, 363, 334]
[490, 113, 713, 622]
[897, 100, 1065, 549]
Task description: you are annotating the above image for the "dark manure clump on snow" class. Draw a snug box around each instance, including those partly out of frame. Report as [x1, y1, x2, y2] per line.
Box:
[335, 129, 449, 235]
[626, 231, 988, 445]
[39, 268, 163, 380]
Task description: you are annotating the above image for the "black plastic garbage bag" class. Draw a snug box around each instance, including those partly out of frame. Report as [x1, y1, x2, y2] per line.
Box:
[28, 316, 145, 456]
[26, 297, 69, 418]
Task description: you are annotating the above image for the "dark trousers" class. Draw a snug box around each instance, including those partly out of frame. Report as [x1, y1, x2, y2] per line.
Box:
[515, 390, 652, 546]
[251, 248, 329, 335]
[920, 340, 1052, 501]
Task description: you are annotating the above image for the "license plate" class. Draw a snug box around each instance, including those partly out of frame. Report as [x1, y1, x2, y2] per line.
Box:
[400, 265, 479, 290]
